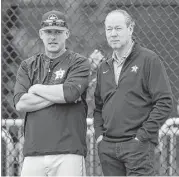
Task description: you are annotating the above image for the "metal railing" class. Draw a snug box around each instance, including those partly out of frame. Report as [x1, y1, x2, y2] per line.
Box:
[159, 118, 179, 176]
[2, 128, 15, 176]
[2, 118, 96, 176]
[2, 117, 179, 176]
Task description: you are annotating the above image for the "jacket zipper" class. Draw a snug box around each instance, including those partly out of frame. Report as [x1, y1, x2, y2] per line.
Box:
[117, 54, 134, 87]
[108, 63, 118, 89]
[46, 59, 53, 84]
[107, 55, 132, 90]
[117, 61, 127, 85]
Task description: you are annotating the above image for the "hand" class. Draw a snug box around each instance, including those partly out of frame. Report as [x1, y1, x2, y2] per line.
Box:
[28, 84, 41, 94]
[74, 96, 82, 103]
[89, 49, 105, 69]
[96, 135, 103, 144]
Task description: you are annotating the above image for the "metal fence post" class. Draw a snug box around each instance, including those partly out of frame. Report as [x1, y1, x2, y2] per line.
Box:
[159, 118, 179, 175]
[2, 128, 15, 176]
[87, 118, 95, 175]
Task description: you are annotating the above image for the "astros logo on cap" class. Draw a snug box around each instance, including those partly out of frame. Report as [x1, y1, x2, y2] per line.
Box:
[48, 14, 58, 20]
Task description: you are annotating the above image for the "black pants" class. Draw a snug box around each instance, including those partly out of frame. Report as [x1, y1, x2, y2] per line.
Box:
[98, 138, 156, 176]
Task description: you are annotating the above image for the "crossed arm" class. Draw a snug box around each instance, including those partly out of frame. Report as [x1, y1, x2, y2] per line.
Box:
[28, 84, 65, 103]
[14, 55, 91, 113]
[16, 84, 66, 112]
[14, 50, 103, 113]
[15, 84, 65, 112]
[15, 92, 54, 112]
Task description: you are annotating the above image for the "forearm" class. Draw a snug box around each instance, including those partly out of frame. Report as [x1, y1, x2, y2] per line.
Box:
[136, 96, 173, 141]
[137, 56, 173, 141]
[94, 90, 104, 140]
[16, 93, 54, 112]
[94, 68, 104, 140]
[94, 109, 104, 140]
[32, 84, 66, 103]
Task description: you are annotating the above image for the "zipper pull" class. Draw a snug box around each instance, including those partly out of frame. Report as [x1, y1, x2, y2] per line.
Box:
[48, 59, 53, 72]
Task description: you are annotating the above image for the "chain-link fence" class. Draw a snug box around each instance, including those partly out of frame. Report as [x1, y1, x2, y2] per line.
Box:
[1, 0, 179, 176]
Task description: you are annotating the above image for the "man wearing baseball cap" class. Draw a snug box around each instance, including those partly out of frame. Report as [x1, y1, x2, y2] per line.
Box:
[14, 10, 90, 176]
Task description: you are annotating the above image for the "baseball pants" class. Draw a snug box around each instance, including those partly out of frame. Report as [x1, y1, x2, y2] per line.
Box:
[21, 154, 86, 176]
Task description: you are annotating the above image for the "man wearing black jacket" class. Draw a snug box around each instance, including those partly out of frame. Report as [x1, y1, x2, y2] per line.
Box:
[14, 10, 90, 176]
[94, 9, 173, 176]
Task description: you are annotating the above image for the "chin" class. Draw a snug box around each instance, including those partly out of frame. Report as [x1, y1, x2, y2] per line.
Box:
[48, 50, 59, 53]
[110, 44, 122, 50]
[48, 48, 60, 53]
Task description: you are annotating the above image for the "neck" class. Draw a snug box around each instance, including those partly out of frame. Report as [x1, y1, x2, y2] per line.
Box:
[45, 47, 66, 59]
[114, 39, 133, 58]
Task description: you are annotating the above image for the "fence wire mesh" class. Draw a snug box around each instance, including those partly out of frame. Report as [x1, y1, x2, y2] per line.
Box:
[1, 0, 179, 176]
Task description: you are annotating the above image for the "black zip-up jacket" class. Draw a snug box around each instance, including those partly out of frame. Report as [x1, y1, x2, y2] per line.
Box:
[94, 42, 173, 145]
[14, 50, 90, 157]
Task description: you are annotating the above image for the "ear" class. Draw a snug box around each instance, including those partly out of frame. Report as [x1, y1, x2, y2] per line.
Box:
[39, 29, 43, 39]
[128, 24, 134, 36]
[65, 30, 70, 39]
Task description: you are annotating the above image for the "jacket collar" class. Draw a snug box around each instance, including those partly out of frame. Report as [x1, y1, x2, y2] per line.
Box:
[42, 48, 70, 65]
[112, 40, 134, 66]
[106, 40, 141, 67]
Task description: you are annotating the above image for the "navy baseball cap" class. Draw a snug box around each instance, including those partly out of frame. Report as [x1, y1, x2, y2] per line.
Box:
[41, 10, 68, 30]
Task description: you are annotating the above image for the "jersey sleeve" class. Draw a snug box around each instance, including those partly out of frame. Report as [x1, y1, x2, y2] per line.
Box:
[13, 61, 31, 107]
[63, 55, 90, 103]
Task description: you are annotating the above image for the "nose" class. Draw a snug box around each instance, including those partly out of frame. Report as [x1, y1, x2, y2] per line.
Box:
[111, 29, 118, 36]
[49, 33, 56, 39]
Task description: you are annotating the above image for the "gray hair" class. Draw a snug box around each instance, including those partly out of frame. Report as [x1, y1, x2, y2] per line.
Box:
[105, 9, 135, 28]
